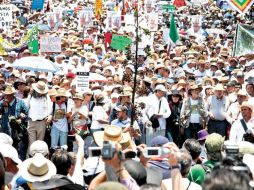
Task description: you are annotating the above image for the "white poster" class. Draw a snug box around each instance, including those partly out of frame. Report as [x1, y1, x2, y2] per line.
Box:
[76, 72, 89, 93]
[79, 10, 93, 27]
[40, 36, 61, 52]
[0, 5, 12, 29]
[147, 12, 158, 31]
[106, 11, 121, 30]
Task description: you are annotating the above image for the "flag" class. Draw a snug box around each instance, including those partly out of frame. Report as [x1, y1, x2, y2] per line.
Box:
[169, 14, 179, 43]
[233, 24, 254, 56]
[28, 25, 39, 54]
[225, 0, 254, 14]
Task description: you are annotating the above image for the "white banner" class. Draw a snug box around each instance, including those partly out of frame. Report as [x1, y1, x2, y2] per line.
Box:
[76, 72, 89, 93]
[40, 36, 61, 52]
[0, 5, 12, 29]
[147, 12, 158, 31]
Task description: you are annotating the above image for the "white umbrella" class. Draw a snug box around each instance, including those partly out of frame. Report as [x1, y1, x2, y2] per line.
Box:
[206, 29, 227, 35]
[89, 73, 108, 82]
[12, 56, 60, 73]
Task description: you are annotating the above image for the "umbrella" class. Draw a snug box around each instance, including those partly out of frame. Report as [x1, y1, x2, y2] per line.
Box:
[184, 49, 200, 55]
[27, 24, 51, 31]
[89, 73, 108, 82]
[206, 28, 227, 35]
[12, 56, 60, 73]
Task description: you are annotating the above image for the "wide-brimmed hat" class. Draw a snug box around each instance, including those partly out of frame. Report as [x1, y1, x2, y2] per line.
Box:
[55, 88, 68, 97]
[32, 81, 48, 94]
[93, 125, 131, 148]
[213, 83, 225, 91]
[13, 79, 26, 89]
[189, 84, 203, 92]
[3, 86, 16, 95]
[197, 129, 209, 141]
[168, 90, 182, 101]
[0, 144, 21, 165]
[73, 93, 83, 101]
[240, 101, 253, 112]
[19, 153, 56, 182]
[202, 77, 215, 86]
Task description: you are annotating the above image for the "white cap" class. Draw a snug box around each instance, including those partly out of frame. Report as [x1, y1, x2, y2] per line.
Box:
[0, 144, 21, 165]
[29, 140, 49, 157]
[111, 93, 119, 99]
[154, 84, 167, 92]
[0, 133, 13, 145]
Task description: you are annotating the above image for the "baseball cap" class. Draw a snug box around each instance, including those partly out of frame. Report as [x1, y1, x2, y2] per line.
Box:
[29, 140, 49, 157]
[154, 84, 167, 92]
[0, 144, 22, 165]
[0, 133, 13, 145]
[151, 136, 170, 147]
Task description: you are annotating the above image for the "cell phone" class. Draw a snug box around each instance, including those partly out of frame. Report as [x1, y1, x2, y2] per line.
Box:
[88, 147, 102, 157]
[143, 147, 161, 158]
[68, 135, 76, 142]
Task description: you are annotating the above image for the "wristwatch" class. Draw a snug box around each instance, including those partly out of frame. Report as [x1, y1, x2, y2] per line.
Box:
[170, 164, 181, 170]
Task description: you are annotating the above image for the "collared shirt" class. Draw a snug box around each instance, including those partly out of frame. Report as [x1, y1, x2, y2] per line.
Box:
[226, 102, 242, 125]
[229, 117, 254, 143]
[91, 105, 108, 130]
[207, 95, 230, 121]
[28, 95, 52, 121]
[146, 94, 171, 130]
[111, 118, 139, 130]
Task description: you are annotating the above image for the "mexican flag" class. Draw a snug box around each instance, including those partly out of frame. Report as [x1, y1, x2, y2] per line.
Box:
[225, 0, 254, 14]
[233, 24, 254, 56]
[169, 14, 179, 43]
[27, 25, 39, 54]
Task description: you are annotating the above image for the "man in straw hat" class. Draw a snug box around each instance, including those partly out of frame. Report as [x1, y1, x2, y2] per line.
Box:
[207, 84, 230, 137]
[0, 86, 28, 160]
[27, 81, 52, 151]
[229, 101, 254, 143]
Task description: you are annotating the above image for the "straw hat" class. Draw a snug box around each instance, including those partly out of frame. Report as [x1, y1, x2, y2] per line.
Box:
[213, 84, 225, 91]
[55, 88, 68, 97]
[48, 89, 57, 96]
[240, 101, 253, 112]
[19, 153, 56, 182]
[202, 77, 215, 86]
[93, 125, 131, 148]
[32, 81, 48, 94]
[73, 93, 83, 101]
[3, 86, 16, 95]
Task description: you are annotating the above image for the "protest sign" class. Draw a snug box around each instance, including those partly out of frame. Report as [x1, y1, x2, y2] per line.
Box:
[110, 35, 132, 50]
[40, 36, 61, 53]
[79, 10, 93, 27]
[162, 4, 176, 12]
[0, 5, 12, 29]
[147, 12, 158, 31]
[76, 72, 89, 93]
[31, 0, 45, 10]
[233, 24, 254, 56]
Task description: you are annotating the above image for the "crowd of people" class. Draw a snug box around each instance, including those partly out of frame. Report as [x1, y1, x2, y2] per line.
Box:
[0, 0, 254, 189]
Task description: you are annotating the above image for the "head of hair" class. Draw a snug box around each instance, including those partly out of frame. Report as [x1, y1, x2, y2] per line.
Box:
[202, 167, 251, 190]
[183, 139, 202, 161]
[140, 184, 162, 190]
[51, 149, 74, 176]
[178, 150, 192, 177]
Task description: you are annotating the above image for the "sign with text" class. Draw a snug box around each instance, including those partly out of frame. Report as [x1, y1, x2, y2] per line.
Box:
[0, 5, 12, 29]
[40, 36, 61, 52]
[76, 72, 89, 93]
[110, 35, 132, 50]
[31, 0, 45, 10]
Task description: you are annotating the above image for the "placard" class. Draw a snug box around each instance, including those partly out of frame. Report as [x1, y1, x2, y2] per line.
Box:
[31, 0, 45, 10]
[76, 72, 89, 93]
[110, 35, 132, 50]
[40, 36, 61, 52]
[147, 12, 158, 31]
[0, 5, 12, 29]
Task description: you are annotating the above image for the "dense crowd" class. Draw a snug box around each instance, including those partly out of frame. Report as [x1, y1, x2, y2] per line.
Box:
[0, 0, 254, 189]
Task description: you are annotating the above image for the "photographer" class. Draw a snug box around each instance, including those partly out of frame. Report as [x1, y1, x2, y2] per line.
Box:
[229, 101, 254, 143]
[0, 86, 28, 160]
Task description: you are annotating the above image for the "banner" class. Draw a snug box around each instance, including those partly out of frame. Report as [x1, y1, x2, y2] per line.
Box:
[28, 25, 39, 54]
[79, 10, 93, 27]
[76, 72, 89, 93]
[31, 0, 45, 10]
[233, 24, 254, 56]
[95, 0, 103, 16]
[147, 12, 158, 31]
[0, 5, 12, 29]
[110, 35, 132, 50]
[225, 0, 254, 14]
[40, 36, 61, 52]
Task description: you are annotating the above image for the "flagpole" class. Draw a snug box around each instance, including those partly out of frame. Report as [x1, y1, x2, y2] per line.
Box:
[232, 24, 238, 57]
[130, 4, 139, 126]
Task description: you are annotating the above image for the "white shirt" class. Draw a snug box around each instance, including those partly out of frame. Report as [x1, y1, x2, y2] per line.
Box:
[91, 105, 108, 130]
[229, 118, 254, 143]
[146, 94, 171, 130]
[207, 95, 230, 121]
[162, 178, 202, 190]
[226, 102, 242, 125]
[194, 70, 208, 79]
[28, 95, 52, 121]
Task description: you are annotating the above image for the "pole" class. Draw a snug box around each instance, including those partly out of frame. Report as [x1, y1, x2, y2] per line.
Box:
[232, 24, 238, 57]
[130, 4, 139, 126]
